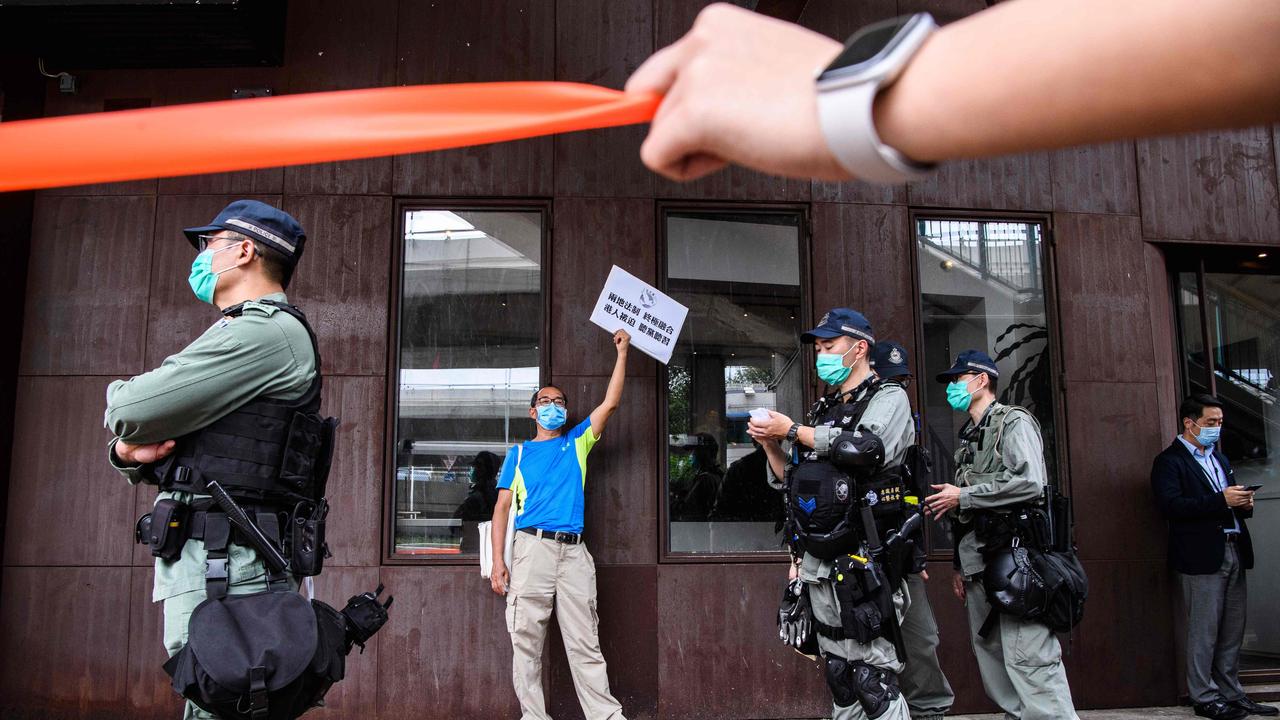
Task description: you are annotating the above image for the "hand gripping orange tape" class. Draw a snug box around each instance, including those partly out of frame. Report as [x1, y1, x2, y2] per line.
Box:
[0, 82, 661, 192]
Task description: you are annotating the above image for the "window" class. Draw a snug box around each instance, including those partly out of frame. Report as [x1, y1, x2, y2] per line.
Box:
[391, 206, 545, 557]
[662, 209, 807, 555]
[914, 216, 1060, 553]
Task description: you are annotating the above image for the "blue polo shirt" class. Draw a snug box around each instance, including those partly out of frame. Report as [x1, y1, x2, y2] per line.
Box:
[497, 418, 600, 534]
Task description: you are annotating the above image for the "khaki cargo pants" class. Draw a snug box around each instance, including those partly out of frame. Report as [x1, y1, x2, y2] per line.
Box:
[506, 531, 625, 720]
[964, 578, 1078, 720]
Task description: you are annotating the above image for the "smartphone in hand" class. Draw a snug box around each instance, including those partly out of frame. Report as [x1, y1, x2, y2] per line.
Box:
[1243, 483, 1263, 492]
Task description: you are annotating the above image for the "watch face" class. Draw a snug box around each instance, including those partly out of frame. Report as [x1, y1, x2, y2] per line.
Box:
[823, 15, 915, 75]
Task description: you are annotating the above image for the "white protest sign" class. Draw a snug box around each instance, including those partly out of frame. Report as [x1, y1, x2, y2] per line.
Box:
[589, 265, 688, 365]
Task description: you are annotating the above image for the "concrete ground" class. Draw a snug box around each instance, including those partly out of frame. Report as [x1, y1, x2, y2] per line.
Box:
[944, 702, 1280, 719]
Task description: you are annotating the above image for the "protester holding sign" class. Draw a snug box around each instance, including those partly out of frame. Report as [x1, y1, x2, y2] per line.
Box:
[489, 329, 632, 720]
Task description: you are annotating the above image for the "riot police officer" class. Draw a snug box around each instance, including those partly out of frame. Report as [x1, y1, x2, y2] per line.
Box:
[105, 200, 325, 720]
[869, 341, 954, 720]
[924, 350, 1078, 720]
[751, 309, 916, 720]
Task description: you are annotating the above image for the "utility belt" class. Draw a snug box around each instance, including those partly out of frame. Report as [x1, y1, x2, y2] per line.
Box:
[813, 511, 922, 657]
[136, 495, 329, 578]
[965, 503, 1053, 554]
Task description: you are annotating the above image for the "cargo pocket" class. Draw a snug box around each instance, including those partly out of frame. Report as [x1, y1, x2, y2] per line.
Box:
[1011, 619, 1058, 668]
[588, 597, 600, 635]
[506, 596, 519, 634]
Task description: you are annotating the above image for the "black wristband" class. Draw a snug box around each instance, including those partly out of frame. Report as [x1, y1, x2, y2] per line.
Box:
[786, 423, 801, 442]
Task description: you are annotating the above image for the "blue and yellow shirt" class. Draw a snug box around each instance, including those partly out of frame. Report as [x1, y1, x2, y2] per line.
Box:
[497, 418, 600, 534]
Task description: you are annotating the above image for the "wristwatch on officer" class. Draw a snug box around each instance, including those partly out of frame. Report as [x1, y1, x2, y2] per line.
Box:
[815, 13, 938, 183]
[786, 423, 801, 443]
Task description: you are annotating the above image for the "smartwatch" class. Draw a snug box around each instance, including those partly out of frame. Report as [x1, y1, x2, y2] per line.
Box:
[815, 13, 938, 183]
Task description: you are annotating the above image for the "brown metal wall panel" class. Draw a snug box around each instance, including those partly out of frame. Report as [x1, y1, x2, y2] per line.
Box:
[551, 198, 657, 378]
[547, 565, 659, 719]
[282, 0, 398, 195]
[545, 376, 658, 566]
[38, 71, 161, 197]
[656, 563, 829, 718]
[157, 167, 285, 197]
[21, 195, 155, 376]
[895, 0, 988, 23]
[5, 377, 135, 566]
[811, 203, 915, 352]
[155, 68, 288, 196]
[392, 0, 555, 197]
[320, 376, 386, 567]
[1066, 560, 1178, 708]
[1065, 381, 1167, 564]
[1137, 127, 1280, 243]
[1051, 142, 1141, 216]
[281, 195, 392, 376]
[126, 567, 177, 720]
[651, 0, 811, 203]
[1143, 243, 1180, 435]
[908, 153, 1054, 211]
[38, 179, 159, 197]
[1054, 213, 1155, 384]
[0, 566, 132, 719]
[143, 194, 283, 370]
[376, 565, 522, 719]
[553, 0, 654, 198]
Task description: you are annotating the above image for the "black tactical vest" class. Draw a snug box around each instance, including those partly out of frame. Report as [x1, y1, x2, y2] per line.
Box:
[146, 300, 338, 505]
[787, 379, 910, 560]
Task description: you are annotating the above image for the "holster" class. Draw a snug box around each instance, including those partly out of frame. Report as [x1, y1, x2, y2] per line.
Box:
[289, 499, 331, 577]
[136, 498, 191, 561]
[828, 555, 889, 645]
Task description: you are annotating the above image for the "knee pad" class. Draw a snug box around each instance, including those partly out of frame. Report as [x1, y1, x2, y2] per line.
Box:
[824, 654, 901, 719]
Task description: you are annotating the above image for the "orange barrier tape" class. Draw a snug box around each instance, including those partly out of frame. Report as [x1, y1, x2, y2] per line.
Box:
[0, 82, 661, 192]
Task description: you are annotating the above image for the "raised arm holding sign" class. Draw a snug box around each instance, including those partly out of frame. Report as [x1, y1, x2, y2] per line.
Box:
[589, 265, 688, 365]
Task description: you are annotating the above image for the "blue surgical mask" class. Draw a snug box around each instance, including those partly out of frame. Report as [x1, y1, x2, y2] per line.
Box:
[188, 244, 239, 305]
[536, 403, 567, 431]
[1193, 421, 1221, 447]
[946, 377, 977, 412]
[815, 343, 858, 385]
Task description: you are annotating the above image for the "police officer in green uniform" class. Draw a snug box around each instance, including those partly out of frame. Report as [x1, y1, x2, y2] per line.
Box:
[924, 350, 1078, 720]
[104, 200, 317, 720]
[751, 309, 916, 720]
[869, 341, 954, 720]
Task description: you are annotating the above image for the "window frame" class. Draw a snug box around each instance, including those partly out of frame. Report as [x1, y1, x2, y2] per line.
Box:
[656, 200, 813, 564]
[383, 198, 552, 566]
[907, 208, 1070, 562]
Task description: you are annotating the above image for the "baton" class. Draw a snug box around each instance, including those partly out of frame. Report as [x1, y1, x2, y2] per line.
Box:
[206, 480, 291, 575]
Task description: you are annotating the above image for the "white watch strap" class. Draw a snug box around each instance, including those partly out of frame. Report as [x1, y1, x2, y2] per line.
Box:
[817, 81, 934, 184]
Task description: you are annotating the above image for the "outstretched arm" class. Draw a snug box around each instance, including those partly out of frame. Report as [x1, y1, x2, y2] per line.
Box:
[589, 330, 631, 436]
[627, 0, 1280, 181]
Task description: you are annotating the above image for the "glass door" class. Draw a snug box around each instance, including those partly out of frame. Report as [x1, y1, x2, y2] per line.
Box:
[1172, 247, 1280, 676]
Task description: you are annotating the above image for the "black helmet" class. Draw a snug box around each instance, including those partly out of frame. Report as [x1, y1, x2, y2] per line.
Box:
[982, 544, 1049, 619]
